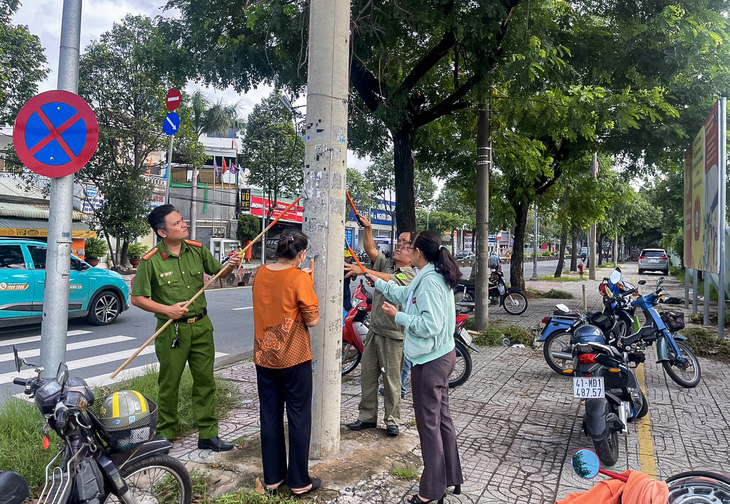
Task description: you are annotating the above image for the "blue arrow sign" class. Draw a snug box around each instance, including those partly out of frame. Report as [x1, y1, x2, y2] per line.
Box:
[163, 112, 180, 136]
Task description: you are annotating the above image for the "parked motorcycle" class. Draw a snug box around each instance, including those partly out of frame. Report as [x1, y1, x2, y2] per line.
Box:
[610, 268, 702, 388]
[342, 280, 372, 375]
[570, 324, 647, 466]
[455, 267, 528, 315]
[1, 347, 192, 504]
[539, 282, 637, 375]
[449, 311, 480, 388]
[565, 447, 730, 503]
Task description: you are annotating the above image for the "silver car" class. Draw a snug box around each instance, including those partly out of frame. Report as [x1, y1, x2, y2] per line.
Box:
[638, 248, 669, 275]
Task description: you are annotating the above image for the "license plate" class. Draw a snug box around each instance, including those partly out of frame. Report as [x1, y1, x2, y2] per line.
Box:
[573, 377, 605, 399]
[459, 328, 473, 346]
[649, 258, 658, 263]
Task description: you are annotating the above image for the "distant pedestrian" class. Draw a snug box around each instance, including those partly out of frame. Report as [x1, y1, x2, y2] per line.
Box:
[371, 230, 464, 504]
[252, 231, 321, 496]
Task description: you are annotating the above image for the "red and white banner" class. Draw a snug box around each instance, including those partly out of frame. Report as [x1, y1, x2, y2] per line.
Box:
[249, 196, 304, 224]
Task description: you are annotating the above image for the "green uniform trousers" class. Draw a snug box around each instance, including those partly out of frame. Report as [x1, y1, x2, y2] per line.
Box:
[155, 315, 218, 440]
[357, 331, 404, 426]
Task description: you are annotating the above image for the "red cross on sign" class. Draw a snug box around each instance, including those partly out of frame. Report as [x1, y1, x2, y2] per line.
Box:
[13, 90, 99, 178]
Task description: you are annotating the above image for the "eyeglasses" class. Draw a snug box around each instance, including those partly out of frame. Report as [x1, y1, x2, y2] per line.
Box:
[396, 239, 411, 245]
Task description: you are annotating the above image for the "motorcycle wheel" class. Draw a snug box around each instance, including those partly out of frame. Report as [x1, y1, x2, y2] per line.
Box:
[104, 454, 192, 504]
[661, 342, 702, 388]
[593, 430, 620, 467]
[454, 290, 475, 312]
[341, 341, 361, 375]
[449, 340, 472, 388]
[502, 292, 528, 315]
[543, 330, 573, 375]
[666, 472, 730, 503]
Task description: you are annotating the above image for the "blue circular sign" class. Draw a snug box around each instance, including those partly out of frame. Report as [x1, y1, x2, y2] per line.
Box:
[163, 112, 180, 136]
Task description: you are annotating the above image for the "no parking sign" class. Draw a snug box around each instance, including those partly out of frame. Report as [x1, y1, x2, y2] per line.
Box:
[13, 90, 98, 178]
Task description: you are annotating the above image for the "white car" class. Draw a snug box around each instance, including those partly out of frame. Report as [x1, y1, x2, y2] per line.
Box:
[638, 248, 669, 275]
[455, 250, 475, 261]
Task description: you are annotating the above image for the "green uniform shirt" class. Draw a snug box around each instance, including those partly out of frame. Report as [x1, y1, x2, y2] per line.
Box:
[131, 239, 222, 321]
[368, 252, 416, 340]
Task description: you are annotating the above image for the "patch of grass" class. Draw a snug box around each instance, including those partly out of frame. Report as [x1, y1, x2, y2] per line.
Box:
[0, 396, 57, 490]
[682, 327, 730, 362]
[471, 325, 532, 347]
[391, 463, 419, 480]
[209, 489, 301, 504]
[537, 275, 585, 282]
[406, 419, 417, 426]
[539, 289, 574, 299]
[94, 367, 240, 439]
[190, 468, 211, 500]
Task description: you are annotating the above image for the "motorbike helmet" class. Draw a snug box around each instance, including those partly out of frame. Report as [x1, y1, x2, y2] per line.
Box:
[99, 390, 151, 428]
[573, 324, 606, 345]
[488, 255, 501, 269]
[97, 390, 157, 450]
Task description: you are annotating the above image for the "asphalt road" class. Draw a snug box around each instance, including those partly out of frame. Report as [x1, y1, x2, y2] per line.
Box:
[0, 286, 255, 403]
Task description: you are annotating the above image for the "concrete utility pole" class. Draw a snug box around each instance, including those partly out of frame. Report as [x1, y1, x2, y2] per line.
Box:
[302, 0, 350, 458]
[474, 103, 490, 331]
[531, 204, 538, 281]
[589, 153, 598, 280]
[41, 0, 82, 374]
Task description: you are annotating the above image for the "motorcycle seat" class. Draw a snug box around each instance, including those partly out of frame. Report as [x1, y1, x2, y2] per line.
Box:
[458, 280, 475, 288]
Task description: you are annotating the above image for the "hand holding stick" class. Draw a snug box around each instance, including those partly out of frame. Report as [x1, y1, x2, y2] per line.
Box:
[346, 241, 373, 287]
[111, 197, 301, 379]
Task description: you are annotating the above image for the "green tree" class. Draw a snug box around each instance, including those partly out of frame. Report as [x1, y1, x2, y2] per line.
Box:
[162, 0, 523, 232]
[236, 213, 260, 243]
[0, 0, 48, 125]
[365, 151, 396, 239]
[346, 167, 374, 221]
[78, 15, 171, 268]
[240, 91, 303, 221]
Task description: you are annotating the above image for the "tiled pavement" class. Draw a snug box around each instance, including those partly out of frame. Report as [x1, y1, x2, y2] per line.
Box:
[170, 264, 730, 503]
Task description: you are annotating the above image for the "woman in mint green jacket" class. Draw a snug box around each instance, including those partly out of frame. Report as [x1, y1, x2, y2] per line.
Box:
[372, 230, 464, 504]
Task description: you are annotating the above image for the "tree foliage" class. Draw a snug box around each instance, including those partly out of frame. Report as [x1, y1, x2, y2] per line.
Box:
[78, 15, 178, 267]
[0, 0, 48, 124]
[240, 91, 303, 219]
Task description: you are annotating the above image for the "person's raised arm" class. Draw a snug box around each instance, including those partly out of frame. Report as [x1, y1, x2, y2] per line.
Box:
[359, 216, 378, 262]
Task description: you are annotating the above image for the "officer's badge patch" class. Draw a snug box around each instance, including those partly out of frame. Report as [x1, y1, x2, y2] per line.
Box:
[395, 273, 407, 281]
[142, 247, 158, 260]
[160, 271, 174, 278]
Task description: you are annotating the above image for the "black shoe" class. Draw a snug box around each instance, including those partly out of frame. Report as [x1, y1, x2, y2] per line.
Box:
[347, 420, 377, 431]
[386, 425, 399, 437]
[451, 484, 461, 495]
[291, 476, 321, 496]
[198, 436, 233, 451]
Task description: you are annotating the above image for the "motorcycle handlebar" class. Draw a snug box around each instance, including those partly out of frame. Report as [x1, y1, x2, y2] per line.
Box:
[12, 377, 27, 386]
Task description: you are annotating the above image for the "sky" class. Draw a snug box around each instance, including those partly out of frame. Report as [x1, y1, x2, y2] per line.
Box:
[12, 0, 369, 169]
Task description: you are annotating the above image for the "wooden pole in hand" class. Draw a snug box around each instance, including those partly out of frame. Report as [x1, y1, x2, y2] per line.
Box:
[111, 197, 302, 379]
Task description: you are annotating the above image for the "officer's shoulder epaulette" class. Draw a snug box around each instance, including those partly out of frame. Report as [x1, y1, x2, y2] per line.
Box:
[142, 247, 158, 260]
[184, 239, 203, 248]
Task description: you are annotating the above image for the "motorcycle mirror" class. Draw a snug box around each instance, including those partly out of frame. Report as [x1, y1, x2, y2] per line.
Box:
[56, 362, 69, 388]
[572, 448, 630, 482]
[638, 280, 646, 285]
[13, 346, 21, 373]
[658, 277, 665, 286]
[555, 303, 570, 312]
[609, 269, 622, 284]
[572, 448, 600, 479]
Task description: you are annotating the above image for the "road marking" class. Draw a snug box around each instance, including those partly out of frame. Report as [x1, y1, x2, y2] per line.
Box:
[0, 330, 92, 348]
[0, 336, 135, 363]
[635, 363, 657, 478]
[232, 306, 253, 311]
[0, 346, 157, 385]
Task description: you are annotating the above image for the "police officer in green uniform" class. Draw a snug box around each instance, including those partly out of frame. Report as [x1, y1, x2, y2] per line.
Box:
[131, 204, 241, 451]
[344, 216, 415, 437]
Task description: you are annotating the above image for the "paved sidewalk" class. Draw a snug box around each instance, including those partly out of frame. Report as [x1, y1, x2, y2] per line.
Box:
[169, 264, 729, 503]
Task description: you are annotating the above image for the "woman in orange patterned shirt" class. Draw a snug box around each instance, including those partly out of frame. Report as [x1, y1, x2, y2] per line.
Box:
[252, 230, 320, 496]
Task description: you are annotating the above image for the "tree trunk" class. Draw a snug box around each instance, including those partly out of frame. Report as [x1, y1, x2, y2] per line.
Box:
[555, 228, 567, 277]
[597, 233, 604, 265]
[510, 201, 530, 290]
[393, 127, 416, 233]
[570, 227, 578, 271]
